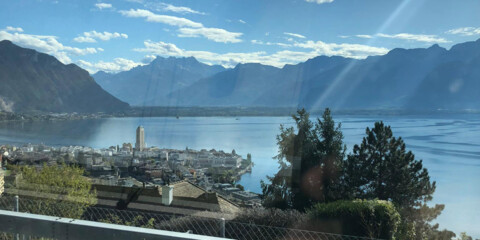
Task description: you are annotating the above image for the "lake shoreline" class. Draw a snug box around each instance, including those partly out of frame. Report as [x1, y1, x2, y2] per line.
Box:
[3, 107, 480, 123]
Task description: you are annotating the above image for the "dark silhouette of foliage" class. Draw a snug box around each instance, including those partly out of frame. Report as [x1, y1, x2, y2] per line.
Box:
[342, 122, 435, 208]
[342, 121, 451, 240]
[262, 108, 346, 210]
[306, 199, 401, 239]
[263, 110, 455, 239]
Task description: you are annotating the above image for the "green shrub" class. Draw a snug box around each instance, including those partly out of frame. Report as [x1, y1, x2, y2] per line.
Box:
[233, 208, 307, 228]
[307, 199, 400, 239]
[9, 164, 97, 219]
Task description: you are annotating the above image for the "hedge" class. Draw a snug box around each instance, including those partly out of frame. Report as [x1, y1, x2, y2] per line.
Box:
[306, 199, 401, 239]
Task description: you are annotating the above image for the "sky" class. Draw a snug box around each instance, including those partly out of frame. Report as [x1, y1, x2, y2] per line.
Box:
[1, 0, 480, 73]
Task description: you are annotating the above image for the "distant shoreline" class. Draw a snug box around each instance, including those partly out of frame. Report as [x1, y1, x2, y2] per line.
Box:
[2, 107, 480, 122]
[115, 106, 480, 117]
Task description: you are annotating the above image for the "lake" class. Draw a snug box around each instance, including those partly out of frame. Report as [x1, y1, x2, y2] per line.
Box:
[0, 114, 479, 236]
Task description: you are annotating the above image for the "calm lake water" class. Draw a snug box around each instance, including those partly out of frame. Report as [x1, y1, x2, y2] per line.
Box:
[0, 115, 479, 236]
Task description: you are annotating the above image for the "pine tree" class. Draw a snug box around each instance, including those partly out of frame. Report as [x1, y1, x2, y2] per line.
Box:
[342, 121, 448, 239]
[343, 121, 435, 208]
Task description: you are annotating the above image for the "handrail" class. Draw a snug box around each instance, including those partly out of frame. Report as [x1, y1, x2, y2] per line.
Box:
[0, 209, 230, 240]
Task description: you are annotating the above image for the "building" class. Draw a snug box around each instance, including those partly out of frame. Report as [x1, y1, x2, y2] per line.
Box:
[93, 180, 239, 216]
[122, 143, 133, 152]
[232, 191, 260, 201]
[135, 126, 145, 151]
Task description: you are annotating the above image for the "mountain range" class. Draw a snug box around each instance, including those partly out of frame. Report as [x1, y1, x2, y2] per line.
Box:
[2, 38, 480, 113]
[0, 40, 128, 113]
[94, 39, 480, 111]
[93, 57, 225, 106]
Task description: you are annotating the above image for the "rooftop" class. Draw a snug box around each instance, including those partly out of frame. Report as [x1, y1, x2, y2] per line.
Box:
[94, 180, 240, 217]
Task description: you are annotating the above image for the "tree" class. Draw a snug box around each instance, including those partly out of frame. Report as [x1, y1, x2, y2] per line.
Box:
[459, 232, 473, 240]
[262, 108, 346, 210]
[343, 122, 436, 208]
[12, 164, 97, 219]
[342, 122, 447, 239]
[235, 184, 245, 191]
[208, 168, 236, 184]
[314, 108, 346, 202]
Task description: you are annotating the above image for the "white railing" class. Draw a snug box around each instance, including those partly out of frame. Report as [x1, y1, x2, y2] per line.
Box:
[0, 209, 230, 240]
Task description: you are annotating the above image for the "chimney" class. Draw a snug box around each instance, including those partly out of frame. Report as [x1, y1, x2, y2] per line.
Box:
[204, 191, 217, 202]
[162, 185, 174, 206]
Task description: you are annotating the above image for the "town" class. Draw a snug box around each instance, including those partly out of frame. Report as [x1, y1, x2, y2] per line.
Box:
[0, 126, 258, 206]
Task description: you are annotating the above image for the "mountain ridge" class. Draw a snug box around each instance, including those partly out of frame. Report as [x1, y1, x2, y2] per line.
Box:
[0, 40, 129, 113]
[165, 39, 480, 111]
[93, 55, 226, 106]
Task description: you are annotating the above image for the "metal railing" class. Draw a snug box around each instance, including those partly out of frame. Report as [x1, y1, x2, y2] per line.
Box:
[0, 195, 382, 240]
[0, 209, 229, 240]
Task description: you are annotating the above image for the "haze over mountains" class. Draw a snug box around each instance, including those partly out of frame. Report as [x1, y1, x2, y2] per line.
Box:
[0, 40, 128, 113]
[2, 38, 480, 113]
[93, 57, 225, 106]
[94, 39, 480, 111]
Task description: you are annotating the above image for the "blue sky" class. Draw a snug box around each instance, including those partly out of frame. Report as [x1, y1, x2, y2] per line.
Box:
[1, 0, 480, 73]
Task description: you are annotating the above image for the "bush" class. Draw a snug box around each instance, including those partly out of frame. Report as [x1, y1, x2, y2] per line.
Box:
[233, 208, 307, 228]
[10, 164, 97, 219]
[307, 199, 400, 239]
[100, 214, 155, 229]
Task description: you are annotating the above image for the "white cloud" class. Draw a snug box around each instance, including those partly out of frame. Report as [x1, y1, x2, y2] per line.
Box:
[134, 39, 388, 68]
[305, 0, 334, 4]
[284, 32, 306, 39]
[74, 31, 128, 43]
[238, 19, 246, 24]
[77, 58, 143, 73]
[141, 54, 157, 64]
[119, 8, 243, 43]
[135, 40, 184, 56]
[356, 34, 373, 39]
[376, 33, 449, 43]
[119, 9, 203, 28]
[4, 26, 24, 32]
[446, 27, 480, 36]
[251, 39, 291, 47]
[295, 40, 389, 59]
[350, 33, 450, 43]
[0, 29, 102, 64]
[73, 36, 96, 43]
[95, 3, 112, 10]
[145, 2, 205, 15]
[177, 27, 242, 43]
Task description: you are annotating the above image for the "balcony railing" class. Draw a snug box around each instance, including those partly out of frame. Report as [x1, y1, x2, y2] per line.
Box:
[0, 209, 229, 240]
[0, 195, 383, 240]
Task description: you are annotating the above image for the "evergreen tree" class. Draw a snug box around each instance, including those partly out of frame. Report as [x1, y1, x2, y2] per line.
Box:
[262, 108, 346, 210]
[342, 121, 448, 239]
[343, 121, 435, 207]
[315, 108, 346, 202]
